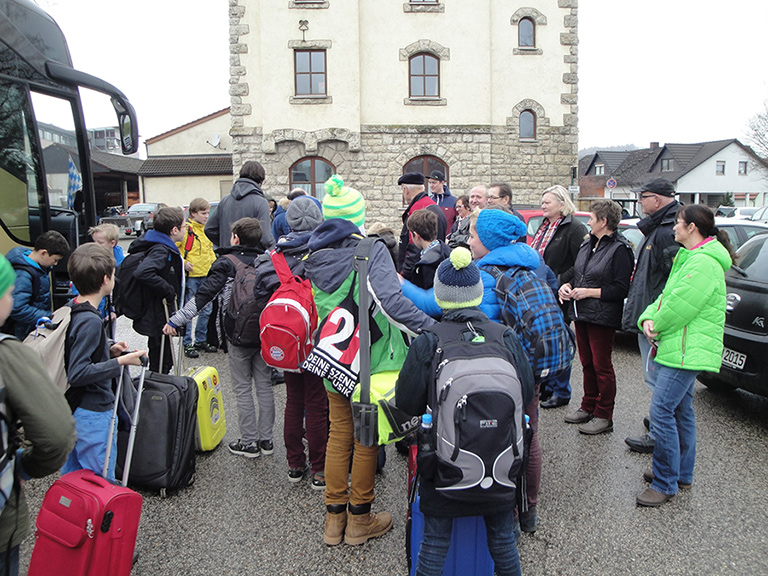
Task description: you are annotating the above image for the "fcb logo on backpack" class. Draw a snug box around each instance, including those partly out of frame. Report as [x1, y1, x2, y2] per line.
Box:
[259, 251, 318, 372]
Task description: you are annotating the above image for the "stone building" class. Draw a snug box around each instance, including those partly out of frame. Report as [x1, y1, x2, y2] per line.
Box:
[229, 0, 578, 228]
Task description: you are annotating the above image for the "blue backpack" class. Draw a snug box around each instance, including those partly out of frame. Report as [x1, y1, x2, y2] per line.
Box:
[482, 265, 575, 383]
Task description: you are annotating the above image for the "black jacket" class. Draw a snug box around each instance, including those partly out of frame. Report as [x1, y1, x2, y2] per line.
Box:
[405, 241, 452, 290]
[398, 192, 447, 277]
[205, 178, 274, 249]
[569, 231, 634, 329]
[538, 214, 588, 285]
[621, 201, 681, 332]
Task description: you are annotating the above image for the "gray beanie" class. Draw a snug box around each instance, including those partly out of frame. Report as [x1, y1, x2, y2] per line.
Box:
[286, 195, 323, 232]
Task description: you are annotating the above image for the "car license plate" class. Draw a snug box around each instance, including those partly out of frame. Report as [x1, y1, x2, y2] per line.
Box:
[721, 347, 746, 370]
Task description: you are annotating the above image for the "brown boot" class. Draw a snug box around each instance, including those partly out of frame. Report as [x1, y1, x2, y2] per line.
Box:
[344, 504, 393, 545]
[323, 505, 347, 546]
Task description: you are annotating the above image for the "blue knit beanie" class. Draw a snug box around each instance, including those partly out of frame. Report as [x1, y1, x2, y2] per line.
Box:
[434, 248, 483, 310]
[474, 209, 527, 251]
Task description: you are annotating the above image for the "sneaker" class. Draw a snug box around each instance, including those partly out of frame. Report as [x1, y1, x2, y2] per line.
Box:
[184, 345, 200, 359]
[271, 369, 285, 385]
[564, 408, 592, 424]
[228, 439, 260, 458]
[311, 472, 326, 491]
[259, 440, 274, 455]
[578, 417, 613, 435]
[194, 342, 217, 353]
[288, 465, 308, 483]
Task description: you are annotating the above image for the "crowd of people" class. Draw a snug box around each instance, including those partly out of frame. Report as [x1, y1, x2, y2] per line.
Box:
[0, 165, 736, 575]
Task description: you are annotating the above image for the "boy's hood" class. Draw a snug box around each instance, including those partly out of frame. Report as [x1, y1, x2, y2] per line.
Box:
[307, 219, 360, 251]
[129, 230, 181, 254]
[231, 178, 263, 201]
[5, 246, 41, 270]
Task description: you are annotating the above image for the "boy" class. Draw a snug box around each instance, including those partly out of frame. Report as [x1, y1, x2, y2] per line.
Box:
[0, 253, 75, 574]
[164, 218, 275, 459]
[404, 209, 451, 289]
[90, 223, 125, 266]
[177, 198, 216, 358]
[395, 248, 534, 576]
[61, 243, 146, 482]
[128, 206, 186, 373]
[4, 230, 70, 338]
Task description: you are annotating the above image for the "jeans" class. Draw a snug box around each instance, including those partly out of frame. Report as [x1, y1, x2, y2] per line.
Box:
[325, 390, 379, 507]
[61, 407, 118, 483]
[416, 510, 521, 576]
[182, 276, 213, 346]
[543, 365, 572, 400]
[575, 322, 617, 420]
[637, 334, 658, 440]
[228, 344, 275, 444]
[649, 362, 696, 495]
[0, 545, 19, 576]
[284, 371, 328, 474]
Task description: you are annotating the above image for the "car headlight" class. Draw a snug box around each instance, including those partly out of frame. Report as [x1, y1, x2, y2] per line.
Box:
[726, 292, 741, 312]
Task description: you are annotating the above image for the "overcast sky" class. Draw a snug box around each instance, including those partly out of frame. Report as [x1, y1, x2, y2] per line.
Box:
[37, 0, 768, 154]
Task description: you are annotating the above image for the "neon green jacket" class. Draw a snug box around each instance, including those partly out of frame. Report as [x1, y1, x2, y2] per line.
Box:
[638, 238, 731, 371]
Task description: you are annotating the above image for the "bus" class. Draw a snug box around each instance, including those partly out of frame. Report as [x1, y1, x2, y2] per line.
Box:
[0, 0, 139, 302]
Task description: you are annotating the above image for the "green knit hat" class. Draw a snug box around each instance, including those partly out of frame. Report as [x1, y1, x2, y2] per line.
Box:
[322, 175, 365, 228]
[0, 254, 14, 297]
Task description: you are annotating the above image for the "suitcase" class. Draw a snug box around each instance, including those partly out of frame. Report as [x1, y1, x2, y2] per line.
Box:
[185, 366, 226, 451]
[28, 359, 148, 576]
[405, 446, 495, 576]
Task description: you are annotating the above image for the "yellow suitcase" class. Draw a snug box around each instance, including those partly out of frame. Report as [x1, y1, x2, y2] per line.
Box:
[186, 366, 227, 451]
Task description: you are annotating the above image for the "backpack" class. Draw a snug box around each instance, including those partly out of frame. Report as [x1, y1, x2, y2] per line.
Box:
[22, 303, 104, 410]
[483, 265, 575, 383]
[420, 319, 526, 503]
[113, 251, 148, 320]
[0, 335, 20, 513]
[260, 251, 318, 372]
[224, 254, 274, 347]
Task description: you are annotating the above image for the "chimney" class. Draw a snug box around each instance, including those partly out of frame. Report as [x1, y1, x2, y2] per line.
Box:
[650, 142, 659, 150]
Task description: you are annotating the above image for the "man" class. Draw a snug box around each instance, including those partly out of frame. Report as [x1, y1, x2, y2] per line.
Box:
[487, 182, 527, 243]
[397, 172, 447, 279]
[469, 185, 488, 210]
[621, 177, 680, 454]
[426, 170, 456, 233]
[205, 160, 274, 249]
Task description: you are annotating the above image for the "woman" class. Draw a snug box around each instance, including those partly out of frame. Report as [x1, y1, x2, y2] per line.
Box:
[446, 194, 471, 248]
[531, 185, 587, 408]
[635, 205, 734, 506]
[560, 199, 634, 435]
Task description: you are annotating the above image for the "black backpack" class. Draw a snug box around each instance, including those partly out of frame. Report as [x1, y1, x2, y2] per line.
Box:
[224, 253, 278, 347]
[113, 251, 148, 320]
[420, 318, 527, 504]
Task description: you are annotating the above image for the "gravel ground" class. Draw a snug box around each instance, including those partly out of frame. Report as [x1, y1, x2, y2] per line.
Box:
[18, 321, 768, 575]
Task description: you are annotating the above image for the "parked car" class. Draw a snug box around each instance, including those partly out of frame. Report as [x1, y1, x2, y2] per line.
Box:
[101, 202, 169, 236]
[751, 204, 768, 223]
[698, 234, 768, 397]
[715, 206, 759, 219]
[516, 208, 591, 245]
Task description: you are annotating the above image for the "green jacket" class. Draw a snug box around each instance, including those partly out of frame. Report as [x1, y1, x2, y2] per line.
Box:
[0, 338, 76, 552]
[638, 238, 731, 371]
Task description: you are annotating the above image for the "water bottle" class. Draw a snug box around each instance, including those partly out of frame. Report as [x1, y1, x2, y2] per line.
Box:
[417, 413, 436, 479]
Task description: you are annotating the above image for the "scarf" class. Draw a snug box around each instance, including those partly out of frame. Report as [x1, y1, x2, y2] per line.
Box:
[531, 216, 563, 256]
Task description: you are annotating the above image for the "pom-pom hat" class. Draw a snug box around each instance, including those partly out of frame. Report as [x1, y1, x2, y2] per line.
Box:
[322, 175, 366, 228]
[433, 247, 483, 310]
[474, 209, 527, 252]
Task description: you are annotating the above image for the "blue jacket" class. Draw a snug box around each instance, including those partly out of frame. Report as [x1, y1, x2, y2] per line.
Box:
[6, 247, 52, 339]
[271, 205, 291, 241]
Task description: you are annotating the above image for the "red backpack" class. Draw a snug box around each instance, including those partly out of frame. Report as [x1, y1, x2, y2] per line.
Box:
[259, 251, 318, 372]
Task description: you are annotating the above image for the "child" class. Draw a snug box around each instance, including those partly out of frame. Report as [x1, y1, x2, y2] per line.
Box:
[89, 223, 125, 266]
[404, 209, 451, 289]
[60, 243, 146, 482]
[0, 253, 75, 573]
[177, 198, 217, 359]
[4, 230, 70, 338]
[164, 218, 275, 459]
[127, 206, 186, 373]
[395, 248, 534, 576]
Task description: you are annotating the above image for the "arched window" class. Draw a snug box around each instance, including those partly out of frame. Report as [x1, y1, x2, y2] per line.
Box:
[409, 53, 440, 98]
[518, 17, 535, 48]
[289, 156, 335, 200]
[403, 155, 449, 182]
[519, 110, 536, 140]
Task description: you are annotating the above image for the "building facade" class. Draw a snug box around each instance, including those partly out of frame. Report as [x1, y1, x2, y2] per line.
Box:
[230, 0, 578, 228]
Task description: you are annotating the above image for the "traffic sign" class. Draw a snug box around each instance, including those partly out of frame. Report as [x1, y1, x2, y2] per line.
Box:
[606, 178, 617, 189]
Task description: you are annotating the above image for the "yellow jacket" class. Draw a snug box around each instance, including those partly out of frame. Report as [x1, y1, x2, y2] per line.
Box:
[177, 218, 216, 277]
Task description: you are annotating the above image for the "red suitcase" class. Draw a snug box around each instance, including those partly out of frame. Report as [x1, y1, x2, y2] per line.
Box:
[28, 358, 148, 576]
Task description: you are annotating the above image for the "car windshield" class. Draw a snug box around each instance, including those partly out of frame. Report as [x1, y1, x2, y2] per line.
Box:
[127, 204, 155, 213]
[735, 236, 768, 282]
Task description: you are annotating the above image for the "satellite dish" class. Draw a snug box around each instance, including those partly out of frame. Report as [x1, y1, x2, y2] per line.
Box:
[210, 133, 221, 148]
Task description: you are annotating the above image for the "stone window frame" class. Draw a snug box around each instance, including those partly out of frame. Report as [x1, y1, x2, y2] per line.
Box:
[400, 40, 449, 106]
[519, 109, 537, 141]
[511, 8, 546, 56]
[289, 0, 329, 9]
[403, 1, 445, 13]
[288, 40, 333, 105]
[508, 99, 548, 141]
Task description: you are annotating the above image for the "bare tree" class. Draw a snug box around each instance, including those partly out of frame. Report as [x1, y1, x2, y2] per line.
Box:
[746, 100, 768, 159]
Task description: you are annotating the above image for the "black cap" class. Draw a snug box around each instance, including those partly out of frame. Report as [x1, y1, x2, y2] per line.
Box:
[630, 177, 676, 197]
[398, 172, 425, 185]
[428, 170, 445, 182]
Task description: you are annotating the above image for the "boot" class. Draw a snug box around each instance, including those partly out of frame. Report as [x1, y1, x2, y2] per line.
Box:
[344, 503, 393, 545]
[323, 504, 347, 546]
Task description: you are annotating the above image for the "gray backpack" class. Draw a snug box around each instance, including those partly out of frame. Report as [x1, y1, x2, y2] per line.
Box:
[423, 318, 526, 503]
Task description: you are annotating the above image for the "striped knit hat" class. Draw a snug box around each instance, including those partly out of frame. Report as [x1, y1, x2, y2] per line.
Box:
[434, 247, 483, 310]
[0, 254, 13, 298]
[322, 175, 365, 228]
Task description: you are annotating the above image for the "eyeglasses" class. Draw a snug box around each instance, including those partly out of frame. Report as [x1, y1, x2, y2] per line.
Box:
[639, 194, 657, 200]
[488, 195, 501, 200]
